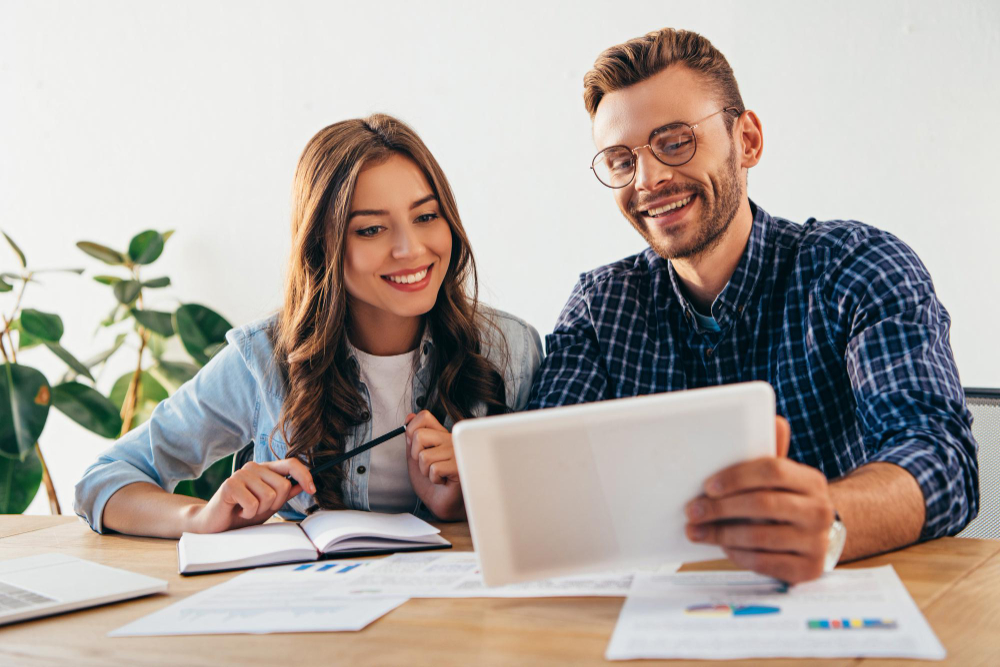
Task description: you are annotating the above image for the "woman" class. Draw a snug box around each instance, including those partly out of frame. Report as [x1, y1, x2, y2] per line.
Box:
[74, 114, 542, 536]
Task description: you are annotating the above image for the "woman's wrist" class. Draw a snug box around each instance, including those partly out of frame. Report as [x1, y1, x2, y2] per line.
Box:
[177, 499, 210, 534]
[422, 485, 465, 522]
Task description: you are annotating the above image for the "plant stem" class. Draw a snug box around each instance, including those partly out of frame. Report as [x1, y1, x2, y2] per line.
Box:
[5, 271, 30, 327]
[0, 328, 9, 364]
[34, 442, 61, 514]
[119, 276, 146, 437]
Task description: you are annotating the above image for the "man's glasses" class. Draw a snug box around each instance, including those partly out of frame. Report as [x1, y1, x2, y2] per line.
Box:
[590, 107, 741, 189]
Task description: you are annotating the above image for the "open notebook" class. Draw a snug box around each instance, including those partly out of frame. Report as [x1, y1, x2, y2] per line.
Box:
[177, 510, 450, 575]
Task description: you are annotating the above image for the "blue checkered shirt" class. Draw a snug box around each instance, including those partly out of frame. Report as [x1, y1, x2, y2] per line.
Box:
[527, 202, 978, 540]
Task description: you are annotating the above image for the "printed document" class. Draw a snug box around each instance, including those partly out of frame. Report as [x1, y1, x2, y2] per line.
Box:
[242, 552, 680, 598]
[605, 565, 945, 660]
[109, 560, 406, 636]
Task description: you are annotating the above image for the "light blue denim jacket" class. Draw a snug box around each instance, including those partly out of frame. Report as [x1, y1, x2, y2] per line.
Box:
[74, 309, 542, 533]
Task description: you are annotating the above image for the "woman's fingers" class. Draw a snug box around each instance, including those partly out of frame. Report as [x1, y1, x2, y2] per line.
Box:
[410, 427, 449, 460]
[220, 476, 260, 520]
[428, 459, 458, 485]
[406, 411, 447, 448]
[267, 458, 316, 495]
[255, 467, 297, 512]
[417, 444, 453, 477]
[225, 460, 312, 521]
[241, 473, 281, 518]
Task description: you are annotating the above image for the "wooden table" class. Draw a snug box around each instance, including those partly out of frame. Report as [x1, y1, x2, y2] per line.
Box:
[0, 516, 998, 666]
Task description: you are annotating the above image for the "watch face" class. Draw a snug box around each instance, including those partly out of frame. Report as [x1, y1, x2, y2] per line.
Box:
[824, 519, 847, 571]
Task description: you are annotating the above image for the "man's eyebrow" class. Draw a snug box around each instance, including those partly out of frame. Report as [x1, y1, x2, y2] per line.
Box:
[348, 194, 437, 221]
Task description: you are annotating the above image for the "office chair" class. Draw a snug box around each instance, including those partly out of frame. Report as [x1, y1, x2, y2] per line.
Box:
[233, 442, 254, 474]
[957, 388, 1000, 539]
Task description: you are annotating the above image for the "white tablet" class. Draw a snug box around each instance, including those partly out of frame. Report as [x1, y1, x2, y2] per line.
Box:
[453, 381, 776, 586]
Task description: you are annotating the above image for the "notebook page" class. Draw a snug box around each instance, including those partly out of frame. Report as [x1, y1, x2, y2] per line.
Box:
[179, 522, 317, 573]
[299, 510, 440, 553]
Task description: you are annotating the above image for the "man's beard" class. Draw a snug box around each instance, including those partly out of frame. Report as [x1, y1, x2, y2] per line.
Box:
[624, 143, 742, 260]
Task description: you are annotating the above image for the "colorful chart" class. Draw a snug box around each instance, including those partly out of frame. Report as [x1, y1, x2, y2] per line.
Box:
[292, 563, 363, 573]
[685, 604, 781, 617]
[808, 618, 897, 630]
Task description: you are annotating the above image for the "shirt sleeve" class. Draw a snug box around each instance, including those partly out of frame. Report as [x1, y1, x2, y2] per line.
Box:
[527, 278, 611, 409]
[831, 229, 978, 540]
[73, 340, 259, 534]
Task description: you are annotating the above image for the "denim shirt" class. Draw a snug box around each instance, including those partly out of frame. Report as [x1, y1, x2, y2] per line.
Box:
[74, 309, 542, 533]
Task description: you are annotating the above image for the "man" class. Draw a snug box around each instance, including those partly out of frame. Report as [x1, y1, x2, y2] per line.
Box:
[527, 28, 977, 583]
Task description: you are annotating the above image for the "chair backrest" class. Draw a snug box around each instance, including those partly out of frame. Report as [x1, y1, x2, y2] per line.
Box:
[957, 388, 1000, 539]
[233, 441, 255, 475]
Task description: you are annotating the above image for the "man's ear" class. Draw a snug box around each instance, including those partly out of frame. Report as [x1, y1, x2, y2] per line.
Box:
[736, 110, 763, 170]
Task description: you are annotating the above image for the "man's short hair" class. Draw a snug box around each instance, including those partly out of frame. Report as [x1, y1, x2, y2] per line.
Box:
[583, 28, 745, 130]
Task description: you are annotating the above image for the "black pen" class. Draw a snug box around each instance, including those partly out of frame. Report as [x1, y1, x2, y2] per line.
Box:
[285, 425, 407, 488]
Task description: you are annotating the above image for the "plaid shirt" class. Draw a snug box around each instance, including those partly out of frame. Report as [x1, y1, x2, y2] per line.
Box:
[527, 201, 977, 540]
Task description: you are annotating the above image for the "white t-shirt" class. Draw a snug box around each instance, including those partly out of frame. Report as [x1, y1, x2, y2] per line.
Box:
[351, 345, 420, 514]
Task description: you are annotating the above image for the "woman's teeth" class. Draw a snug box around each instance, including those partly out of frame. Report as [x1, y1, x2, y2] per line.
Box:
[385, 267, 429, 284]
[646, 196, 693, 217]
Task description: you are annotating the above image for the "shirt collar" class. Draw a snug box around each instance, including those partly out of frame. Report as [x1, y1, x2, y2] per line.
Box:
[663, 199, 771, 329]
[344, 323, 436, 375]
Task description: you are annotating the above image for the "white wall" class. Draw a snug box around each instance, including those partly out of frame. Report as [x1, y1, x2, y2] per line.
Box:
[2, 0, 998, 514]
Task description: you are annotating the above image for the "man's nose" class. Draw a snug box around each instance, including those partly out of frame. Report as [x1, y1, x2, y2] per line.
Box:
[632, 147, 674, 193]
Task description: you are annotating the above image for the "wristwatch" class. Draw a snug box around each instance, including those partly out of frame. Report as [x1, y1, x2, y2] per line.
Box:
[824, 510, 847, 572]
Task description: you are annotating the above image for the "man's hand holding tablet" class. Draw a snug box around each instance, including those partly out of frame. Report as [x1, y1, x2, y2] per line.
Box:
[684, 417, 838, 583]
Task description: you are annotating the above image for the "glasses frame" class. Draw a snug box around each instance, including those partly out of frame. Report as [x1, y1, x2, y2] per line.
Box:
[590, 106, 742, 189]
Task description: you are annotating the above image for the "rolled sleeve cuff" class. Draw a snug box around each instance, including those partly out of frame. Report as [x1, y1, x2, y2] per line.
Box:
[73, 461, 163, 535]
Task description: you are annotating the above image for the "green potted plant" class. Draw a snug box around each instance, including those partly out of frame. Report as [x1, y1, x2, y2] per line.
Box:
[1, 231, 122, 514]
[76, 229, 235, 500]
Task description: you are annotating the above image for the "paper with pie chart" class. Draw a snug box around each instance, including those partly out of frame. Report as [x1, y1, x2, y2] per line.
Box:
[606, 565, 945, 660]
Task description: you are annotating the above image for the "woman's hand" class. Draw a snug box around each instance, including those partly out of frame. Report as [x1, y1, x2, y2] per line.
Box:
[405, 410, 465, 521]
[187, 458, 316, 534]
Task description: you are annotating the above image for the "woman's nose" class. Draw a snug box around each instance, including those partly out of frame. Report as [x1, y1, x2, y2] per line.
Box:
[392, 225, 424, 258]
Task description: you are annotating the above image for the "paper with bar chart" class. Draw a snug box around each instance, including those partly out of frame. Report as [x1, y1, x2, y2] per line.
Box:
[605, 565, 945, 660]
[109, 560, 407, 636]
[238, 552, 680, 598]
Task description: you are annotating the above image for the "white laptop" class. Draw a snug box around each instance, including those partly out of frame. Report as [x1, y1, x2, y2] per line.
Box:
[453, 382, 776, 586]
[0, 553, 167, 626]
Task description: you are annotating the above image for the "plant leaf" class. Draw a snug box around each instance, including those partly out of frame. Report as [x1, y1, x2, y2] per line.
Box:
[161, 230, 175, 243]
[2, 230, 26, 268]
[9, 319, 42, 351]
[0, 363, 51, 459]
[131, 308, 175, 337]
[113, 280, 142, 305]
[51, 382, 123, 438]
[20, 309, 64, 342]
[173, 454, 233, 501]
[146, 332, 167, 359]
[60, 332, 127, 383]
[142, 276, 171, 289]
[111, 370, 168, 431]
[93, 275, 122, 286]
[99, 304, 122, 328]
[77, 241, 126, 266]
[128, 230, 164, 265]
[0, 449, 43, 513]
[174, 304, 232, 366]
[0, 276, 11, 292]
[31, 268, 84, 275]
[149, 360, 199, 392]
[43, 342, 95, 382]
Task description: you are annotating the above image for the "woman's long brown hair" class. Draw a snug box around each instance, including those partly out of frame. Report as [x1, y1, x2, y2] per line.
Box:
[272, 114, 508, 509]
